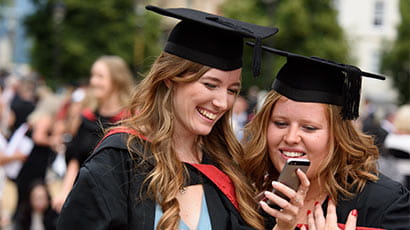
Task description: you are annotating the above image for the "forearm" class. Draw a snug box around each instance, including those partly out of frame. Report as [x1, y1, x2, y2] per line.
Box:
[60, 159, 80, 195]
[0, 153, 23, 165]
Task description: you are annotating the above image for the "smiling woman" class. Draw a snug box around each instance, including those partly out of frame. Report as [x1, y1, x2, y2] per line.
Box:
[171, 68, 241, 137]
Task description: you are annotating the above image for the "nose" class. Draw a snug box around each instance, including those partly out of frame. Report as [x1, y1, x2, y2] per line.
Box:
[284, 125, 301, 145]
[212, 90, 229, 110]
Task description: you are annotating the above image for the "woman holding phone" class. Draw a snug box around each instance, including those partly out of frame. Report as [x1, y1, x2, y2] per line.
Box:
[242, 46, 410, 230]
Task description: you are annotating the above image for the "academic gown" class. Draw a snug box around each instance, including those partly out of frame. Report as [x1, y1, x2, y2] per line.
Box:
[65, 108, 126, 166]
[57, 132, 255, 230]
[264, 174, 410, 230]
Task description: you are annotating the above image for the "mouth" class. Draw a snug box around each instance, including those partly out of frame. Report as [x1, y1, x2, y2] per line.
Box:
[280, 150, 306, 158]
[197, 107, 217, 121]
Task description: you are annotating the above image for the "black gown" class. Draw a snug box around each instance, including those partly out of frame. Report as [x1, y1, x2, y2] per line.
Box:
[57, 132, 255, 230]
[14, 131, 55, 220]
[65, 108, 126, 166]
[264, 174, 410, 230]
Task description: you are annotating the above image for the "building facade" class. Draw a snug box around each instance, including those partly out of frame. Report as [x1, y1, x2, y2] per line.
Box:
[0, 0, 34, 70]
[335, 0, 401, 104]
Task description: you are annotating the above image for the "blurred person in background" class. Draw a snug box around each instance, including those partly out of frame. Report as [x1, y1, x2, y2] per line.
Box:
[14, 85, 63, 221]
[232, 96, 248, 141]
[246, 85, 260, 121]
[52, 55, 135, 212]
[381, 108, 397, 134]
[0, 74, 20, 136]
[48, 82, 89, 178]
[14, 180, 58, 230]
[384, 104, 410, 190]
[9, 76, 37, 136]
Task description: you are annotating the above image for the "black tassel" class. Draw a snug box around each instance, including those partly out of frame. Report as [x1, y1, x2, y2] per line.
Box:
[252, 37, 262, 77]
[341, 65, 362, 120]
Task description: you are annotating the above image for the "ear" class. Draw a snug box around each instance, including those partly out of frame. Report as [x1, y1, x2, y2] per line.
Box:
[164, 79, 172, 88]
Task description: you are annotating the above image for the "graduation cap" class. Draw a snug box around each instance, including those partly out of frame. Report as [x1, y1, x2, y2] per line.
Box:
[146, 5, 278, 77]
[247, 42, 385, 120]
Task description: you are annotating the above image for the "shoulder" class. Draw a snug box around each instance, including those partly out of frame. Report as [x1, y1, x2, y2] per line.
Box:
[83, 133, 133, 170]
[360, 174, 409, 216]
[364, 173, 408, 197]
[356, 173, 409, 208]
[338, 173, 409, 210]
[84, 131, 153, 175]
[337, 174, 410, 228]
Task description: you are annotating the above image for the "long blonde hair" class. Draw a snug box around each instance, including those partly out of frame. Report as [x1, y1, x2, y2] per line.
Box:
[121, 52, 264, 229]
[242, 90, 379, 202]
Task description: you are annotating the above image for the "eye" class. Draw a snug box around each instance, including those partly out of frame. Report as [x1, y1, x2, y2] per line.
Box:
[273, 121, 287, 128]
[303, 125, 318, 131]
[204, 82, 217, 89]
[228, 88, 239, 95]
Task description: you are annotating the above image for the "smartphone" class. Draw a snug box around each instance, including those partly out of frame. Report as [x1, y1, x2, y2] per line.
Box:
[270, 158, 310, 202]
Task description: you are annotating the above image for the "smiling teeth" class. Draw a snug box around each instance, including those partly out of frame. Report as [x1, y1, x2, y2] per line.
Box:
[283, 151, 304, 157]
[198, 109, 217, 120]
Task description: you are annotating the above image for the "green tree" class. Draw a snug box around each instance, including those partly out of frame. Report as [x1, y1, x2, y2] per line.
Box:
[0, 0, 10, 5]
[381, 0, 410, 105]
[24, 0, 143, 87]
[221, 0, 349, 91]
[0, 0, 11, 19]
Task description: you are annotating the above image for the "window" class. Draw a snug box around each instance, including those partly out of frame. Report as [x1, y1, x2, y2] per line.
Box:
[369, 49, 380, 73]
[373, 0, 384, 27]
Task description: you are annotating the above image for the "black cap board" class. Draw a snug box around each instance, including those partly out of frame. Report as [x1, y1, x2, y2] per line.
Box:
[247, 42, 386, 120]
[146, 5, 279, 77]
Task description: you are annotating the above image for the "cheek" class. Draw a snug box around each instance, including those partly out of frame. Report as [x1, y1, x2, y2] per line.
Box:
[266, 125, 283, 171]
[266, 124, 281, 151]
[306, 134, 330, 176]
[226, 96, 237, 111]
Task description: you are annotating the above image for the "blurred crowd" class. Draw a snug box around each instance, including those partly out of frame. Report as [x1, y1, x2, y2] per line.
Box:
[0, 62, 409, 229]
[0, 54, 134, 230]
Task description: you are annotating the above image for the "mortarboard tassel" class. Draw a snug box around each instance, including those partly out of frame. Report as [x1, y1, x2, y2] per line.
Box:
[252, 37, 262, 77]
[341, 65, 362, 120]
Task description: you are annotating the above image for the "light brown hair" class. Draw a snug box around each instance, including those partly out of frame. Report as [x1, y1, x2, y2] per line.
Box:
[121, 52, 264, 229]
[393, 105, 410, 133]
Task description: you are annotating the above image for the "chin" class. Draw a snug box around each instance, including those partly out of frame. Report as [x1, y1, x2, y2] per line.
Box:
[194, 127, 213, 136]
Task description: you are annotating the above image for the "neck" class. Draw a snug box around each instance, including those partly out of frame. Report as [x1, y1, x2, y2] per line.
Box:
[173, 132, 202, 164]
[305, 177, 328, 203]
[98, 94, 122, 116]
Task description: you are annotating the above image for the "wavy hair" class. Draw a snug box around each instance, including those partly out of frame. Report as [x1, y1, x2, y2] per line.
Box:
[121, 52, 263, 229]
[242, 90, 379, 202]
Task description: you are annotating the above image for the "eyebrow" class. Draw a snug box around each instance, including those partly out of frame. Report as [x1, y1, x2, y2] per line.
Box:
[201, 76, 241, 87]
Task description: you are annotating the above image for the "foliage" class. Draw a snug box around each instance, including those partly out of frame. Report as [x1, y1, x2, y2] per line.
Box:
[133, 6, 162, 75]
[24, 0, 143, 87]
[381, 0, 410, 104]
[0, 0, 10, 5]
[221, 0, 349, 92]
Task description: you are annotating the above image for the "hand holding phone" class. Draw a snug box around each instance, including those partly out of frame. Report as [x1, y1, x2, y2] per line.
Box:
[270, 158, 310, 203]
